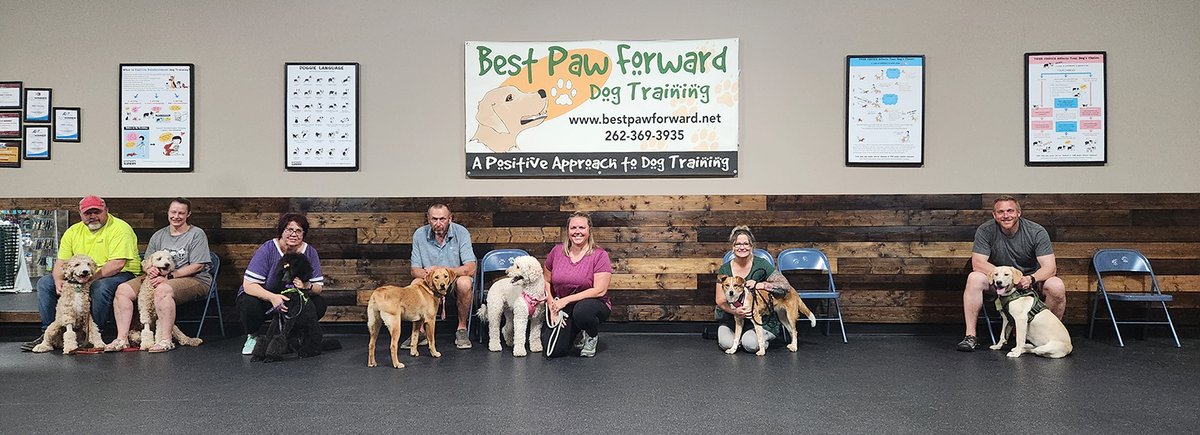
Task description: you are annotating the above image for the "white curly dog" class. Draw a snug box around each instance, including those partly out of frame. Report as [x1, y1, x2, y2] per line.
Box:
[33, 255, 106, 354]
[475, 255, 547, 357]
[130, 250, 202, 351]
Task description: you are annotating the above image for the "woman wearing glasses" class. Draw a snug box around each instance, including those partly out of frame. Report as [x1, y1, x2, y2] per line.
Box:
[714, 225, 789, 353]
[235, 213, 326, 354]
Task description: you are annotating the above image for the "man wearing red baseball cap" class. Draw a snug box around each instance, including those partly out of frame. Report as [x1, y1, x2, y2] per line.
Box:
[22, 195, 142, 351]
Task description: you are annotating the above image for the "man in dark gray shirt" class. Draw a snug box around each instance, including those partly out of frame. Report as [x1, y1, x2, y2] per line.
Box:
[957, 195, 1066, 351]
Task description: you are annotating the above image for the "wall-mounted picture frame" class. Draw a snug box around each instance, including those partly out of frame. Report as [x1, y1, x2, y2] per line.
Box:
[23, 125, 50, 160]
[119, 63, 194, 172]
[1025, 51, 1107, 166]
[0, 111, 21, 138]
[24, 88, 51, 123]
[0, 82, 22, 109]
[284, 62, 359, 172]
[845, 55, 925, 167]
[53, 107, 81, 142]
[0, 140, 20, 168]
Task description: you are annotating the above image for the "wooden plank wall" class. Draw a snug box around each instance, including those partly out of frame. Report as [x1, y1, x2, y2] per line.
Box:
[3, 194, 1197, 326]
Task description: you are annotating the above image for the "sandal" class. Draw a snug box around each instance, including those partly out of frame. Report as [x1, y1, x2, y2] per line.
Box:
[148, 339, 175, 353]
[104, 338, 131, 352]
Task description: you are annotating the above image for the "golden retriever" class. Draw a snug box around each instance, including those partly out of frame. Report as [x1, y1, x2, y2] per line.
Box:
[366, 267, 456, 368]
[720, 274, 816, 355]
[470, 85, 548, 152]
[988, 266, 1072, 358]
[32, 255, 106, 354]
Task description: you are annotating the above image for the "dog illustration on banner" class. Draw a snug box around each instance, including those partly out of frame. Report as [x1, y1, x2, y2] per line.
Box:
[469, 47, 613, 153]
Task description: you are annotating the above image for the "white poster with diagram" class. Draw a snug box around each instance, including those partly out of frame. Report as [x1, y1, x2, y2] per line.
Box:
[846, 55, 924, 166]
[1025, 52, 1106, 165]
[285, 63, 358, 171]
[119, 64, 194, 171]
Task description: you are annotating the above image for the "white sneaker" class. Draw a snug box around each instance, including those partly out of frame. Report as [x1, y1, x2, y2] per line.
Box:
[579, 332, 598, 357]
[241, 335, 257, 355]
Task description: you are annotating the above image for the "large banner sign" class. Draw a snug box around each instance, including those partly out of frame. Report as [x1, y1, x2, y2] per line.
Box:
[465, 39, 739, 177]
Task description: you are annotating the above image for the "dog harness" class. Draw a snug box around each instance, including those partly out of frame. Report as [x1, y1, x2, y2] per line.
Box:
[996, 289, 1047, 325]
[521, 292, 545, 316]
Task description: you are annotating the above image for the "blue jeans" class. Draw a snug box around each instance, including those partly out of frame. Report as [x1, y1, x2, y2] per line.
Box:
[37, 272, 135, 331]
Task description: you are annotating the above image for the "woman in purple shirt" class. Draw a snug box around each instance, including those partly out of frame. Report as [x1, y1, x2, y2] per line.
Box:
[541, 212, 613, 358]
[235, 213, 327, 355]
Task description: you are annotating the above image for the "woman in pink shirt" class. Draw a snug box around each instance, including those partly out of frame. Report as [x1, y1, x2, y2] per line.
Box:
[542, 212, 613, 358]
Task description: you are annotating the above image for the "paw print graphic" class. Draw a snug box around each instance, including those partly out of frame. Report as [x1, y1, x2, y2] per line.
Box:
[671, 98, 698, 116]
[716, 79, 738, 107]
[551, 78, 577, 106]
[640, 138, 667, 151]
[691, 128, 719, 151]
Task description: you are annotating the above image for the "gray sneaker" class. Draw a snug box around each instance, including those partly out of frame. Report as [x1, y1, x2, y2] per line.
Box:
[579, 332, 598, 357]
[399, 336, 428, 350]
[455, 329, 472, 349]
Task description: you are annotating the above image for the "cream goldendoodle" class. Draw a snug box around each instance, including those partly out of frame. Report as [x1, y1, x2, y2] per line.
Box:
[475, 255, 547, 357]
[129, 250, 203, 351]
[32, 255, 106, 354]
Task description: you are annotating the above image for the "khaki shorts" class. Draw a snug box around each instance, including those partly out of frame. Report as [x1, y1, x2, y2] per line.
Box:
[124, 276, 211, 304]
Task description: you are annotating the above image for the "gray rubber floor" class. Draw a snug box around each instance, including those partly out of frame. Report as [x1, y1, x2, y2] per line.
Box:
[1, 332, 1196, 434]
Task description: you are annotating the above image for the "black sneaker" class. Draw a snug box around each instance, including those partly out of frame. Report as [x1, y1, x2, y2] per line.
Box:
[956, 335, 980, 352]
[20, 336, 43, 352]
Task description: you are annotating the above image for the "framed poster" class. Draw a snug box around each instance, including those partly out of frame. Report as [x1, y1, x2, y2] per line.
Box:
[119, 64, 193, 172]
[0, 82, 21, 109]
[1025, 51, 1106, 166]
[845, 55, 924, 166]
[0, 111, 21, 138]
[0, 140, 19, 168]
[24, 88, 51, 123]
[23, 125, 50, 160]
[53, 107, 80, 142]
[285, 62, 359, 171]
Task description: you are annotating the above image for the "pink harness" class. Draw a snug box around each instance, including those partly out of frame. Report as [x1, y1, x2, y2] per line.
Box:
[522, 292, 545, 316]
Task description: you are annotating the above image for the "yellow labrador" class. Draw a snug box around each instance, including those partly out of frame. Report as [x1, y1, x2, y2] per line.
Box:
[988, 266, 1072, 358]
[470, 85, 548, 152]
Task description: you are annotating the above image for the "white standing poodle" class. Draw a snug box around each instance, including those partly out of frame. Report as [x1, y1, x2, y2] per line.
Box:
[475, 255, 547, 357]
[33, 255, 106, 354]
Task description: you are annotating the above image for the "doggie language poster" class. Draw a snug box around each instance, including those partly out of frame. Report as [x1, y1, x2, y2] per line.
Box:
[119, 64, 193, 171]
[1026, 53, 1106, 165]
[464, 39, 739, 178]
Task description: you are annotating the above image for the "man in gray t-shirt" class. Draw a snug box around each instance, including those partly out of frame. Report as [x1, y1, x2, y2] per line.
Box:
[957, 195, 1066, 352]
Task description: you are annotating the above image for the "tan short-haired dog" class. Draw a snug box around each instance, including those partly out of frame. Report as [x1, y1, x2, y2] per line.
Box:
[988, 266, 1072, 358]
[719, 274, 816, 356]
[366, 267, 456, 368]
[33, 255, 106, 354]
[470, 86, 548, 153]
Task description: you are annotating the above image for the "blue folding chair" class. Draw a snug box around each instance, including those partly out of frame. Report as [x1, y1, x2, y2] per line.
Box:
[1089, 249, 1180, 347]
[190, 252, 225, 337]
[469, 248, 530, 343]
[776, 248, 847, 343]
[722, 248, 774, 267]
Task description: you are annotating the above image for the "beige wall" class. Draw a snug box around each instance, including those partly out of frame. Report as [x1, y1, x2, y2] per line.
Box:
[1, 0, 1197, 198]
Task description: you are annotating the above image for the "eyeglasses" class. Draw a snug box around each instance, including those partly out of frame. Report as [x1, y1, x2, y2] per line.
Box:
[284, 227, 305, 234]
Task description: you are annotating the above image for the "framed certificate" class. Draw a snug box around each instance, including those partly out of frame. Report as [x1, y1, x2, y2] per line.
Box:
[845, 55, 925, 166]
[1025, 51, 1106, 166]
[0, 111, 21, 138]
[24, 125, 50, 160]
[0, 140, 19, 168]
[53, 107, 81, 142]
[0, 82, 21, 109]
[284, 62, 359, 171]
[119, 63, 194, 172]
[24, 88, 51, 123]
